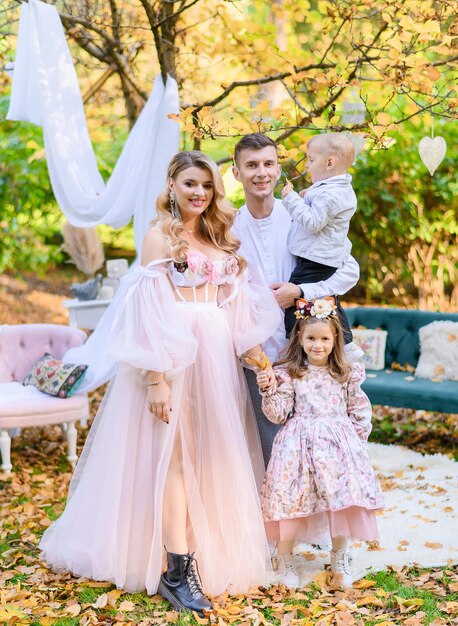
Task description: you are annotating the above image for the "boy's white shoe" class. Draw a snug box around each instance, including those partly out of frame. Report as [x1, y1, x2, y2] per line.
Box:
[274, 552, 301, 588]
[330, 549, 353, 588]
[344, 341, 365, 363]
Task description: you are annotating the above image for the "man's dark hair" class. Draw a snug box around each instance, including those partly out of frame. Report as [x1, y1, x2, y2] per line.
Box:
[233, 133, 278, 164]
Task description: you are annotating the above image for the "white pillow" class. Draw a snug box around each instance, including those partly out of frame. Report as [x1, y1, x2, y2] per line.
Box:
[352, 329, 387, 370]
[415, 321, 458, 381]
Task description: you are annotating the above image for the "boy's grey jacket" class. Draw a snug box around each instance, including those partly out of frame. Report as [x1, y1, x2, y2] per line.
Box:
[282, 173, 356, 268]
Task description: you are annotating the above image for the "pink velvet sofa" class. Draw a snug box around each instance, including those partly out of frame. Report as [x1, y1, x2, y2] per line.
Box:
[0, 324, 90, 473]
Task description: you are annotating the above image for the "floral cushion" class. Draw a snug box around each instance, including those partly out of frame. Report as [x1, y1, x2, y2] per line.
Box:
[352, 329, 387, 371]
[415, 321, 458, 381]
[23, 353, 88, 398]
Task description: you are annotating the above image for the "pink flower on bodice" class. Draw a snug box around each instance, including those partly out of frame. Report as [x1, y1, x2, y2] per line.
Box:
[187, 252, 206, 274]
[185, 252, 238, 283]
[202, 259, 219, 282]
[225, 256, 239, 275]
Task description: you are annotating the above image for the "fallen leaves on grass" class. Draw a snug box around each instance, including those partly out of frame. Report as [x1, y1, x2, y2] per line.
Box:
[1, 418, 457, 625]
[371, 406, 458, 459]
[1, 272, 458, 625]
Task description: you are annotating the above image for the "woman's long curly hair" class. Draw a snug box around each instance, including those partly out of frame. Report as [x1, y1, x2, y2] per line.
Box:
[153, 150, 246, 273]
[276, 315, 352, 383]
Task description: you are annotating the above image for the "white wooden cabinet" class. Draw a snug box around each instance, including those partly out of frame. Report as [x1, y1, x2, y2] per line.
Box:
[63, 299, 111, 330]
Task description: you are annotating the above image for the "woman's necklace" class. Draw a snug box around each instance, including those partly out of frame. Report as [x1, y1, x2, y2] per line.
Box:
[184, 223, 198, 235]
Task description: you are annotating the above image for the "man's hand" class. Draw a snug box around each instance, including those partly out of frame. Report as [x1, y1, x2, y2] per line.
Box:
[270, 282, 301, 309]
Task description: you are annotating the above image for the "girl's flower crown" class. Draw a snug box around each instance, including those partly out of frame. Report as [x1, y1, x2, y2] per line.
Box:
[295, 297, 337, 321]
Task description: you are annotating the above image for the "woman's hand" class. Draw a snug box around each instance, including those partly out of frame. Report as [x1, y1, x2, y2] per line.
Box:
[147, 381, 172, 423]
[256, 368, 277, 394]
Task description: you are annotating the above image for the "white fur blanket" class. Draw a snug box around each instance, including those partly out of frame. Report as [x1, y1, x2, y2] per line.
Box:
[293, 443, 457, 583]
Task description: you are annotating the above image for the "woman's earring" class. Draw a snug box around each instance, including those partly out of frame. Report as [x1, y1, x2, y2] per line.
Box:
[169, 191, 180, 219]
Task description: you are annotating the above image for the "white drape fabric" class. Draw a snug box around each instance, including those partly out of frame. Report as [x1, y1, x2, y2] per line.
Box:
[7, 0, 181, 390]
[7, 0, 180, 253]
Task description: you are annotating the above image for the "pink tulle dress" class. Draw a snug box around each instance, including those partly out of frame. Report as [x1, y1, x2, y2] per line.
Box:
[260, 363, 384, 545]
[40, 250, 282, 596]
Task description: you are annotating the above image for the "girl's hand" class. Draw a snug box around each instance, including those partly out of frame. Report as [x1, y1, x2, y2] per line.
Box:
[281, 181, 293, 198]
[256, 368, 277, 394]
[147, 381, 171, 423]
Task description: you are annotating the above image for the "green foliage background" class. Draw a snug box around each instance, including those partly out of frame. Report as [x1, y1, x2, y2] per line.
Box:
[0, 94, 61, 272]
[350, 120, 457, 306]
[1, 87, 456, 307]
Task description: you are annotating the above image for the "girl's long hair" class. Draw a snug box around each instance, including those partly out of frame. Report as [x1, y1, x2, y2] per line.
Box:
[276, 315, 352, 383]
[153, 150, 246, 273]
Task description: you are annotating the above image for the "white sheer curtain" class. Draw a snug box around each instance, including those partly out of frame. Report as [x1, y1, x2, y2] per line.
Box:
[7, 0, 181, 390]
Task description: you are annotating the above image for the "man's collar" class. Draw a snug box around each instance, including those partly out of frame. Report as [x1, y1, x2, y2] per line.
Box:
[242, 196, 277, 220]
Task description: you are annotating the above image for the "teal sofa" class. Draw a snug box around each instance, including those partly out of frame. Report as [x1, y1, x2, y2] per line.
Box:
[346, 307, 458, 414]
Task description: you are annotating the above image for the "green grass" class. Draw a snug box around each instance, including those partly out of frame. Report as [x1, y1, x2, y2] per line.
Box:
[7, 572, 28, 585]
[366, 569, 453, 624]
[43, 505, 61, 521]
[77, 585, 113, 604]
[57, 454, 71, 474]
[258, 605, 281, 624]
[120, 590, 170, 611]
[0, 530, 21, 556]
[172, 613, 199, 625]
[12, 495, 29, 505]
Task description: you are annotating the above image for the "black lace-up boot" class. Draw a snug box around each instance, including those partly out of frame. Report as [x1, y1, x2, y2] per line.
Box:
[158, 551, 212, 616]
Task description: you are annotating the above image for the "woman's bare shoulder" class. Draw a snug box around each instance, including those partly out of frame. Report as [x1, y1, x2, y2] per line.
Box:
[141, 227, 170, 265]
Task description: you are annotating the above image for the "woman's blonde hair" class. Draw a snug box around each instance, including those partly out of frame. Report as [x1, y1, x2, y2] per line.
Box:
[153, 151, 246, 272]
[276, 315, 352, 383]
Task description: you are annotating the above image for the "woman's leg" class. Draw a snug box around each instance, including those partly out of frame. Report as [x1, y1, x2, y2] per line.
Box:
[158, 431, 212, 616]
[162, 434, 188, 554]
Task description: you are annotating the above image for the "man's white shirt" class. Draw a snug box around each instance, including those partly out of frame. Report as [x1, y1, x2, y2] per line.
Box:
[233, 198, 360, 362]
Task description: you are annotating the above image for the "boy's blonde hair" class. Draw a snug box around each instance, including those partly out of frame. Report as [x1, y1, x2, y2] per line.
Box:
[308, 133, 355, 169]
[276, 315, 352, 383]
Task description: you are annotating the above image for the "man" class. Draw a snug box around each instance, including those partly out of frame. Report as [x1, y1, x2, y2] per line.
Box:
[232, 133, 361, 466]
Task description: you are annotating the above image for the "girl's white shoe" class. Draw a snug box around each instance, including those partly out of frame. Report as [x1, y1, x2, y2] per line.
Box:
[274, 552, 301, 588]
[330, 549, 353, 588]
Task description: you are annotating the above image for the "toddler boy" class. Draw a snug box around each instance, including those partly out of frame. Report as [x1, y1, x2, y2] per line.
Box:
[282, 133, 359, 356]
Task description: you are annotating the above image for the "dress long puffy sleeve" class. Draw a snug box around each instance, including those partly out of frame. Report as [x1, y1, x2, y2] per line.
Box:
[219, 269, 283, 357]
[345, 362, 372, 441]
[106, 261, 198, 375]
[261, 366, 295, 425]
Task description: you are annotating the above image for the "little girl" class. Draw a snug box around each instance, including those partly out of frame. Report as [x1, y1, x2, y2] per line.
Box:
[256, 298, 384, 588]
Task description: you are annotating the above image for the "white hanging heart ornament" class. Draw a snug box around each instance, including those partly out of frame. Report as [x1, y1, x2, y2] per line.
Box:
[418, 136, 447, 176]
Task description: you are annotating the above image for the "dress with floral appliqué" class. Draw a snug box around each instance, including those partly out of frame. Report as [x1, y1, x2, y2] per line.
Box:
[40, 249, 282, 596]
[260, 363, 384, 544]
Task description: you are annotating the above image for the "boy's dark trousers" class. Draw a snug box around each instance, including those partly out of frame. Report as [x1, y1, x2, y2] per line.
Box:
[285, 257, 353, 342]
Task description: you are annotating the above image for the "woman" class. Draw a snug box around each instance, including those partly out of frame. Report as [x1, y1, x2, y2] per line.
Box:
[40, 151, 281, 615]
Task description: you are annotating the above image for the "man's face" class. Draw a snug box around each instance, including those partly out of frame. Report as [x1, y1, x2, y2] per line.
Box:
[232, 146, 282, 201]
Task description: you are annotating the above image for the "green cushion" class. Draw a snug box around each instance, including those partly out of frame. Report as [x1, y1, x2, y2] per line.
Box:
[346, 307, 458, 413]
[361, 370, 458, 413]
[347, 307, 458, 368]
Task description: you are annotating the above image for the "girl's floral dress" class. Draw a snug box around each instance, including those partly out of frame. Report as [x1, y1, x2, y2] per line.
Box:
[260, 362, 384, 544]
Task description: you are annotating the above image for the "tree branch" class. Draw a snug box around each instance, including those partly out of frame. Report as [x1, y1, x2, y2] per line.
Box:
[154, 0, 202, 27]
[185, 62, 336, 110]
